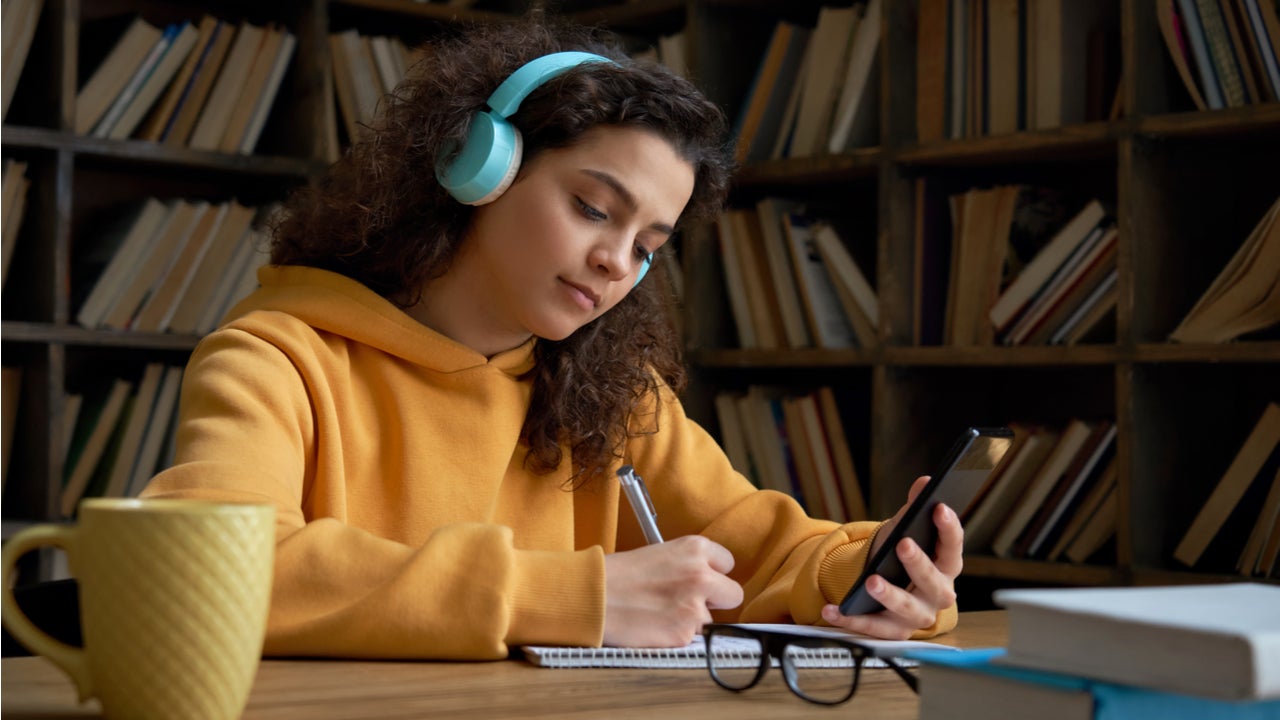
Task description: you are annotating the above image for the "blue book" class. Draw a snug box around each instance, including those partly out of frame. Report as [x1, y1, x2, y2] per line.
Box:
[908, 648, 1280, 720]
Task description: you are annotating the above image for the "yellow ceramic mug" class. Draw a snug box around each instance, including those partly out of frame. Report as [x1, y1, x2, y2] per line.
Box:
[1, 498, 275, 720]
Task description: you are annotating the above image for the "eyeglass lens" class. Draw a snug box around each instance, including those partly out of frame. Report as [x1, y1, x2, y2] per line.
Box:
[705, 629, 765, 690]
[783, 643, 860, 704]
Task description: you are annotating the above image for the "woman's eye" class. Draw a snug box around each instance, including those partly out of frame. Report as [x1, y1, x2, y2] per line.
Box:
[634, 244, 653, 263]
[576, 197, 607, 221]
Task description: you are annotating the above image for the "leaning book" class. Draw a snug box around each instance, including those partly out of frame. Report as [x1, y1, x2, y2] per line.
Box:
[993, 583, 1280, 701]
[521, 623, 955, 669]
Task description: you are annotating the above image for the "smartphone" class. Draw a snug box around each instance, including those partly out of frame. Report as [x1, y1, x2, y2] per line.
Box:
[839, 426, 1014, 616]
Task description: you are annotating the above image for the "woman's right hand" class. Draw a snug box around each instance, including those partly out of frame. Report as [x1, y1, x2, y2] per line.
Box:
[602, 535, 743, 648]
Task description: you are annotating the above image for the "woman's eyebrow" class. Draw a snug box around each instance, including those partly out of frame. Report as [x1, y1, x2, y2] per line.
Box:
[580, 169, 677, 235]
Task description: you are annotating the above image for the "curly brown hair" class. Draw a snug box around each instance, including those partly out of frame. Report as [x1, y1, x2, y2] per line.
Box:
[271, 16, 734, 487]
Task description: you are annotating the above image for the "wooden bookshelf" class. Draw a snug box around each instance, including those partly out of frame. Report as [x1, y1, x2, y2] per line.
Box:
[3, 0, 1278, 598]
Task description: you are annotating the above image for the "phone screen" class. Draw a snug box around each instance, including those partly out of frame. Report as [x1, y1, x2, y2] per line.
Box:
[838, 427, 1014, 616]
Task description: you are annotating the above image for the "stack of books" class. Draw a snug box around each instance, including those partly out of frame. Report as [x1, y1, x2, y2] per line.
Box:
[911, 583, 1280, 719]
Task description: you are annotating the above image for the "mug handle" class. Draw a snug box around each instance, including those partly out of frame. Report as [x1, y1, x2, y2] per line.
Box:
[1, 524, 94, 701]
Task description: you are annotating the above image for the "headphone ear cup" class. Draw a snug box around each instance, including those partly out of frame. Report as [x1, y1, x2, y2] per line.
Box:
[436, 111, 523, 206]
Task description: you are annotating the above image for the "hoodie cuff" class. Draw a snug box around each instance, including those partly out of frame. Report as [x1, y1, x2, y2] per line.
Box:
[505, 546, 605, 648]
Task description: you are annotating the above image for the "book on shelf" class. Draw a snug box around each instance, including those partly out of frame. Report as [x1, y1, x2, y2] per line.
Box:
[2, 0, 45, 121]
[1237, 462, 1280, 575]
[713, 391, 756, 487]
[912, 646, 1280, 720]
[187, 22, 266, 151]
[915, 0, 948, 143]
[1179, 0, 1229, 108]
[1046, 455, 1118, 563]
[102, 22, 200, 141]
[781, 213, 859, 349]
[60, 378, 134, 517]
[1014, 422, 1117, 560]
[523, 622, 955, 669]
[217, 24, 288, 153]
[75, 16, 164, 135]
[237, 27, 299, 153]
[1049, 267, 1118, 346]
[993, 583, 1280, 701]
[734, 208, 788, 349]
[962, 423, 1060, 553]
[1216, 0, 1269, 103]
[1175, 402, 1280, 567]
[1247, 0, 1280, 100]
[90, 22, 184, 139]
[1169, 195, 1280, 344]
[732, 21, 810, 165]
[780, 396, 831, 520]
[1158, 0, 1210, 110]
[125, 366, 184, 498]
[136, 15, 219, 142]
[815, 386, 867, 520]
[1030, 0, 1115, 129]
[655, 32, 687, 79]
[1, 158, 31, 289]
[100, 199, 209, 331]
[990, 419, 1097, 559]
[75, 198, 171, 329]
[947, 185, 1021, 346]
[985, 0, 1021, 136]
[826, 0, 881, 152]
[166, 201, 257, 334]
[988, 199, 1108, 335]
[739, 387, 800, 502]
[754, 198, 811, 349]
[193, 226, 270, 335]
[1194, 0, 1251, 107]
[130, 201, 229, 332]
[787, 4, 859, 158]
[101, 363, 166, 498]
[712, 213, 758, 349]
[811, 222, 878, 349]
[161, 18, 235, 147]
[1003, 223, 1119, 346]
[1, 366, 21, 492]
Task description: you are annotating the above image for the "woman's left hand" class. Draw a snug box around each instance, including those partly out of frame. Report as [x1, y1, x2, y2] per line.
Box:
[819, 475, 962, 639]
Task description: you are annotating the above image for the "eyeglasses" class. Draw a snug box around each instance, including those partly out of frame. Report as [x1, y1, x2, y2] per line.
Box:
[702, 624, 919, 705]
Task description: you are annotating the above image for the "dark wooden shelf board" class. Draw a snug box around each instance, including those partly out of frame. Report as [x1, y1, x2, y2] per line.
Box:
[883, 344, 1120, 366]
[1133, 342, 1280, 363]
[895, 122, 1118, 167]
[330, 0, 515, 24]
[568, 0, 686, 30]
[1, 125, 325, 178]
[963, 555, 1120, 585]
[1, 322, 200, 351]
[734, 148, 882, 187]
[688, 346, 877, 368]
[1136, 103, 1280, 139]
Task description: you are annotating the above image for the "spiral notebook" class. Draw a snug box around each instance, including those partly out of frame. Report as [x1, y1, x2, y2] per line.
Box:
[521, 623, 959, 669]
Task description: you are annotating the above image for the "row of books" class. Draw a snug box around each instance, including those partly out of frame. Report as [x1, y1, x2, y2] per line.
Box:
[76, 14, 296, 153]
[713, 386, 868, 524]
[715, 201, 878, 350]
[733, 0, 882, 165]
[75, 197, 271, 335]
[1, 158, 31, 290]
[1170, 194, 1280, 344]
[1, 0, 43, 121]
[963, 419, 1119, 565]
[328, 29, 417, 148]
[916, 0, 1121, 143]
[1175, 401, 1280, 578]
[60, 363, 186, 518]
[1160, 0, 1280, 111]
[914, 583, 1280, 718]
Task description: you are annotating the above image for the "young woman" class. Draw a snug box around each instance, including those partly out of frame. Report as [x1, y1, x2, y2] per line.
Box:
[141, 17, 963, 659]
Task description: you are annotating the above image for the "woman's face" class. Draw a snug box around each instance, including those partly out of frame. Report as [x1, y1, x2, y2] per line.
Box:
[457, 124, 696, 347]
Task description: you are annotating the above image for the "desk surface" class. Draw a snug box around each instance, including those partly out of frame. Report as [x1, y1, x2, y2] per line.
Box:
[3, 611, 1007, 719]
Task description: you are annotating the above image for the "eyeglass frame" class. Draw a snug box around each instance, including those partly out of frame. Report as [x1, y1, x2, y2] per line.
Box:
[701, 623, 919, 706]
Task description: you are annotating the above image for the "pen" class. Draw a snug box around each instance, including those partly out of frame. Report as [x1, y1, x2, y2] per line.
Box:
[617, 465, 664, 544]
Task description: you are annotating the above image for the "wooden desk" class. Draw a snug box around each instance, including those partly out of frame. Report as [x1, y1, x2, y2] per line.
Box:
[2, 611, 1007, 719]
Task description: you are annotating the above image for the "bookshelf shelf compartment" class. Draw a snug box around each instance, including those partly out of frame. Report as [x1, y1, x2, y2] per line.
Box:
[734, 150, 883, 188]
[896, 123, 1120, 167]
[1, 322, 202, 351]
[883, 346, 1122, 367]
[688, 347, 877, 369]
[961, 555, 1120, 587]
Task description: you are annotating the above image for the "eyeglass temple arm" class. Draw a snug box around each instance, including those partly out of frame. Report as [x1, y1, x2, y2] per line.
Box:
[883, 656, 919, 693]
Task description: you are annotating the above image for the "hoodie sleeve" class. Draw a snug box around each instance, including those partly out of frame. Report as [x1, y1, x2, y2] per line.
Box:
[141, 327, 605, 659]
[625, 383, 957, 638]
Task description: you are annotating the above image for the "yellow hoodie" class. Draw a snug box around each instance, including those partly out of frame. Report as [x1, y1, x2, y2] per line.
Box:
[142, 265, 955, 659]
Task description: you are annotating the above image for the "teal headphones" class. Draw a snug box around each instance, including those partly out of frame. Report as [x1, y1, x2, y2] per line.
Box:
[435, 51, 653, 286]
